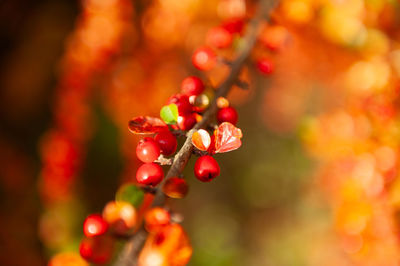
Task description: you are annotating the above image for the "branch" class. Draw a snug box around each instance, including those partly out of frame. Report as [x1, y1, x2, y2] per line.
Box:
[155, 155, 173, 165]
[115, 1, 275, 265]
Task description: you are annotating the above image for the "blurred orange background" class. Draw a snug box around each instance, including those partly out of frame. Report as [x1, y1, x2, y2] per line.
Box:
[1, 0, 400, 265]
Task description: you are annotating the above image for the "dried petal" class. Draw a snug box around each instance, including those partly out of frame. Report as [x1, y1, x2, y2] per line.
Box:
[214, 122, 243, 153]
[128, 116, 168, 134]
[162, 177, 189, 199]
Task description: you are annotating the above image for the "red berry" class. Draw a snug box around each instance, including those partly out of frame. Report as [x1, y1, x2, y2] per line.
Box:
[259, 25, 290, 51]
[136, 163, 164, 186]
[83, 214, 108, 237]
[222, 18, 244, 34]
[217, 106, 238, 125]
[136, 137, 160, 163]
[194, 155, 220, 182]
[144, 207, 170, 233]
[181, 76, 205, 96]
[167, 94, 192, 115]
[256, 59, 274, 75]
[177, 113, 197, 130]
[206, 27, 233, 49]
[192, 47, 216, 71]
[79, 239, 92, 262]
[79, 235, 114, 264]
[155, 131, 177, 156]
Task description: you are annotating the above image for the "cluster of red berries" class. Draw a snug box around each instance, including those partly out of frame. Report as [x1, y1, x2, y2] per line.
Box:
[78, 17, 249, 266]
[80, 200, 137, 263]
[134, 72, 236, 187]
[191, 18, 275, 75]
[80, 214, 112, 264]
[192, 19, 243, 71]
[136, 134, 174, 186]
[78, 72, 241, 263]
[254, 23, 293, 75]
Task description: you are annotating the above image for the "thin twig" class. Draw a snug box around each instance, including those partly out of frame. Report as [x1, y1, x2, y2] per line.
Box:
[114, 1, 275, 264]
[235, 79, 250, 90]
[155, 155, 173, 165]
[115, 230, 147, 266]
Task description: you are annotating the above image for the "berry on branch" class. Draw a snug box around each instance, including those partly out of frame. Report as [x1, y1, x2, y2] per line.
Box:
[192, 46, 217, 71]
[136, 163, 164, 186]
[167, 94, 192, 115]
[177, 113, 197, 131]
[206, 26, 233, 49]
[181, 76, 205, 97]
[217, 106, 238, 125]
[79, 235, 114, 264]
[83, 214, 109, 237]
[136, 137, 161, 163]
[256, 58, 274, 75]
[222, 18, 245, 35]
[155, 130, 178, 156]
[194, 155, 220, 182]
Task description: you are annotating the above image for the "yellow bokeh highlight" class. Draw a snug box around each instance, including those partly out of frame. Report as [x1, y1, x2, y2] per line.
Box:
[319, 6, 365, 46]
[282, 0, 314, 24]
[345, 58, 390, 95]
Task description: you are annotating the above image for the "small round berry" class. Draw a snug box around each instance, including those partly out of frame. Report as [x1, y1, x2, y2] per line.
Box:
[79, 238, 93, 262]
[102, 201, 136, 234]
[167, 94, 192, 115]
[217, 97, 229, 108]
[192, 87, 214, 111]
[259, 25, 290, 51]
[217, 106, 238, 125]
[256, 59, 274, 75]
[83, 214, 108, 237]
[222, 18, 244, 34]
[192, 47, 217, 71]
[162, 177, 189, 199]
[177, 113, 197, 130]
[194, 155, 220, 182]
[79, 235, 114, 264]
[155, 131, 177, 156]
[136, 163, 164, 186]
[192, 94, 210, 112]
[206, 26, 233, 49]
[144, 207, 170, 233]
[181, 76, 205, 96]
[136, 137, 160, 163]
